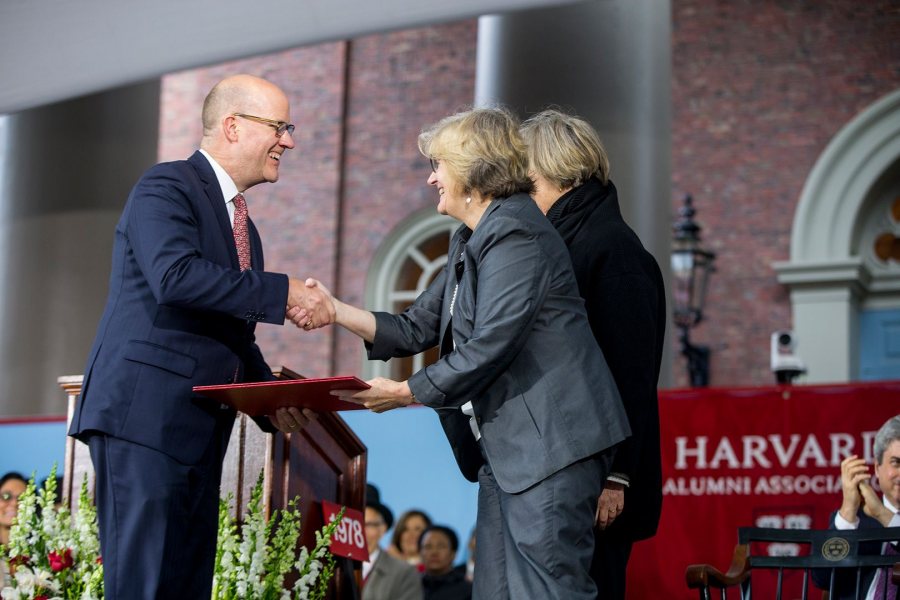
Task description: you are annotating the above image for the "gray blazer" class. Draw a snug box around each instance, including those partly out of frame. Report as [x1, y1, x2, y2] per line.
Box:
[363, 551, 423, 600]
[368, 194, 630, 494]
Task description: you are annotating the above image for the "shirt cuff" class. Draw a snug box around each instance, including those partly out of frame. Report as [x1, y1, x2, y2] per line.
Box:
[833, 512, 858, 530]
[607, 472, 630, 487]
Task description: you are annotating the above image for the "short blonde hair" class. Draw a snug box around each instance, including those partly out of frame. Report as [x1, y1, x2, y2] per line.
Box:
[418, 107, 534, 199]
[520, 109, 610, 188]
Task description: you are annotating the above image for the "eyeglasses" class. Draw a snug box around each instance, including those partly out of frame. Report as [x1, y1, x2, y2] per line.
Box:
[232, 113, 295, 138]
[429, 156, 440, 173]
[0, 491, 22, 502]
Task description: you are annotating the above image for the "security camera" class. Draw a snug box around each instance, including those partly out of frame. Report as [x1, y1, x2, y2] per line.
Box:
[771, 330, 806, 384]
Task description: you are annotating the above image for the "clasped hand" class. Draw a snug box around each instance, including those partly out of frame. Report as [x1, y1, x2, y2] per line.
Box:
[286, 277, 334, 330]
[839, 454, 893, 525]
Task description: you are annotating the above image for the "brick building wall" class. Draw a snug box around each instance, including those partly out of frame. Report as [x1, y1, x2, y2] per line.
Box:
[671, 0, 900, 386]
[157, 1, 900, 388]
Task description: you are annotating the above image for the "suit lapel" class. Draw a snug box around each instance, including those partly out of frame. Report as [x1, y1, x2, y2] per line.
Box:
[248, 219, 264, 271]
[188, 151, 241, 270]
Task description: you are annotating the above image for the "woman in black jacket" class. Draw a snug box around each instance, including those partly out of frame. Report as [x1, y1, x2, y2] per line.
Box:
[521, 109, 668, 600]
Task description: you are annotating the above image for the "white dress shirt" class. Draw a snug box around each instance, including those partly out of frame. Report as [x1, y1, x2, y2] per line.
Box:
[199, 149, 240, 228]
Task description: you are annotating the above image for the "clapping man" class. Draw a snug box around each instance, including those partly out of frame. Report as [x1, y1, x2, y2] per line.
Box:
[814, 415, 900, 599]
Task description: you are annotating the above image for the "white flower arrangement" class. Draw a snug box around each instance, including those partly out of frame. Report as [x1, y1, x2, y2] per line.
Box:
[2, 467, 344, 600]
[1, 465, 103, 600]
[211, 471, 343, 600]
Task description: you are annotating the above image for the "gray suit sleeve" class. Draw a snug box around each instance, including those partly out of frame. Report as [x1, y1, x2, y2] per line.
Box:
[410, 218, 552, 409]
[366, 269, 446, 360]
[394, 567, 424, 600]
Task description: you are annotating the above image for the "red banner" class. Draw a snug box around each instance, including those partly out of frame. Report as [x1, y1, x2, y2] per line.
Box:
[626, 381, 900, 599]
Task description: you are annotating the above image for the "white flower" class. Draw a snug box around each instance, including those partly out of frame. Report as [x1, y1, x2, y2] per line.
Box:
[1, 587, 20, 600]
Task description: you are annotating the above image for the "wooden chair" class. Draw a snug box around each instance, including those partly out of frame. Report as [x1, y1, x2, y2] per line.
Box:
[685, 526, 900, 600]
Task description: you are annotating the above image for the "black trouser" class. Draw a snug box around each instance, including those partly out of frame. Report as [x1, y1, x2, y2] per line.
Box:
[590, 532, 634, 600]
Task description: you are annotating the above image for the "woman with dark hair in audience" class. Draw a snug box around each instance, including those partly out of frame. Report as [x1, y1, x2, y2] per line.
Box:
[1, 471, 28, 587]
[419, 525, 472, 600]
[0, 471, 27, 547]
[388, 509, 432, 570]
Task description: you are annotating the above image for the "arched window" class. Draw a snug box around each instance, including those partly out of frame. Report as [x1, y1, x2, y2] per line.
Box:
[775, 89, 900, 382]
[363, 208, 457, 379]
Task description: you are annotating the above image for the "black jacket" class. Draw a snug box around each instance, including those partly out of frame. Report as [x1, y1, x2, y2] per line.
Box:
[546, 178, 666, 541]
[422, 565, 472, 600]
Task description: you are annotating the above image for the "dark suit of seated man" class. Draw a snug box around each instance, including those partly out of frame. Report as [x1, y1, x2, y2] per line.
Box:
[813, 414, 900, 600]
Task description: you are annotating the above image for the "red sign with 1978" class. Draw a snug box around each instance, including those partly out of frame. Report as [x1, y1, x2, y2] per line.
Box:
[322, 500, 368, 562]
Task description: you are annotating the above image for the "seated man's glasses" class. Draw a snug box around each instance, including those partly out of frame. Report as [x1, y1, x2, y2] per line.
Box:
[232, 113, 295, 138]
[0, 491, 22, 501]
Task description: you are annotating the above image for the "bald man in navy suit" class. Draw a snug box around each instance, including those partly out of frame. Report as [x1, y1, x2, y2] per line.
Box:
[69, 75, 331, 600]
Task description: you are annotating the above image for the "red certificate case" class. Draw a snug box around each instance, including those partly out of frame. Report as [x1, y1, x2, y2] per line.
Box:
[193, 376, 370, 416]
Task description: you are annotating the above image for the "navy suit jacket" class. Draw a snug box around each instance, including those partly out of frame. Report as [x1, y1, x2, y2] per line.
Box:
[812, 510, 892, 599]
[368, 195, 630, 494]
[69, 151, 288, 465]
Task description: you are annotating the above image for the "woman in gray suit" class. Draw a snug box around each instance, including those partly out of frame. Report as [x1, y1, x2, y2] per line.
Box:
[293, 107, 629, 600]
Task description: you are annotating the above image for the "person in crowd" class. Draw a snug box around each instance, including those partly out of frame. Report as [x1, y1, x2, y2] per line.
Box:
[813, 414, 900, 599]
[521, 109, 666, 600]
[420, 525, 472, 600]
[67, 74, 332, 600]
[291, 106, 629, 600]
[362, 484, 423, 600]
[388, 509, 432, 570]
[1, 472, 27, 588]
[463, 528, 476, 583]
[0, 471, 27, 547]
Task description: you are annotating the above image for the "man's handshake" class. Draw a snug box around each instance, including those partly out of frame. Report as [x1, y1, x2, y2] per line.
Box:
[287, 277, 335, 331]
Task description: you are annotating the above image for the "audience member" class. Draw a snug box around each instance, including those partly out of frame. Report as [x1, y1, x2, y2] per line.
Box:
[362, 484, 422, 600]
[419, 525, 472, 600]
[1, 471, 27, 588]
[463, 528, 476, 583]
[813, 414, 900, 599]
[0, 471, 27, 547]
[389, 509, 433, 570]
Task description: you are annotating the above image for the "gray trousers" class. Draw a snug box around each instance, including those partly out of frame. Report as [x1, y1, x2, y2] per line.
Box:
[473, 450, 613, 600]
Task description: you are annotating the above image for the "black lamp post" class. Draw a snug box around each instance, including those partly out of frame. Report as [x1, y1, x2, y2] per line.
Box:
[671, 194, 716, 387]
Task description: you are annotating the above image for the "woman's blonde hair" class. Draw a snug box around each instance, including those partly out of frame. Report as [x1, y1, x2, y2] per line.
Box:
[520, 109, 610, 189]
[418, 107, 534, 199]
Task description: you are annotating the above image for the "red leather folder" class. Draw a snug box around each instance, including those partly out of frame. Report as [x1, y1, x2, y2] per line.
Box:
[193, 376, 370, 416]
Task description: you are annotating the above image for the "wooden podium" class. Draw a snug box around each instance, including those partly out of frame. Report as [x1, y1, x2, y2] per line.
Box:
[59, 367, 367, 599]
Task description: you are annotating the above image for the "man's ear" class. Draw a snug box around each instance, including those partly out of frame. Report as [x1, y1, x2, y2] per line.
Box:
[223, 114, 240, 142]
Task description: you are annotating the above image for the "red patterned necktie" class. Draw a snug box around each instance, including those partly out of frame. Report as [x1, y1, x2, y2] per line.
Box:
[873, 540, 898, 600]
[232, 193, 251, 271]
